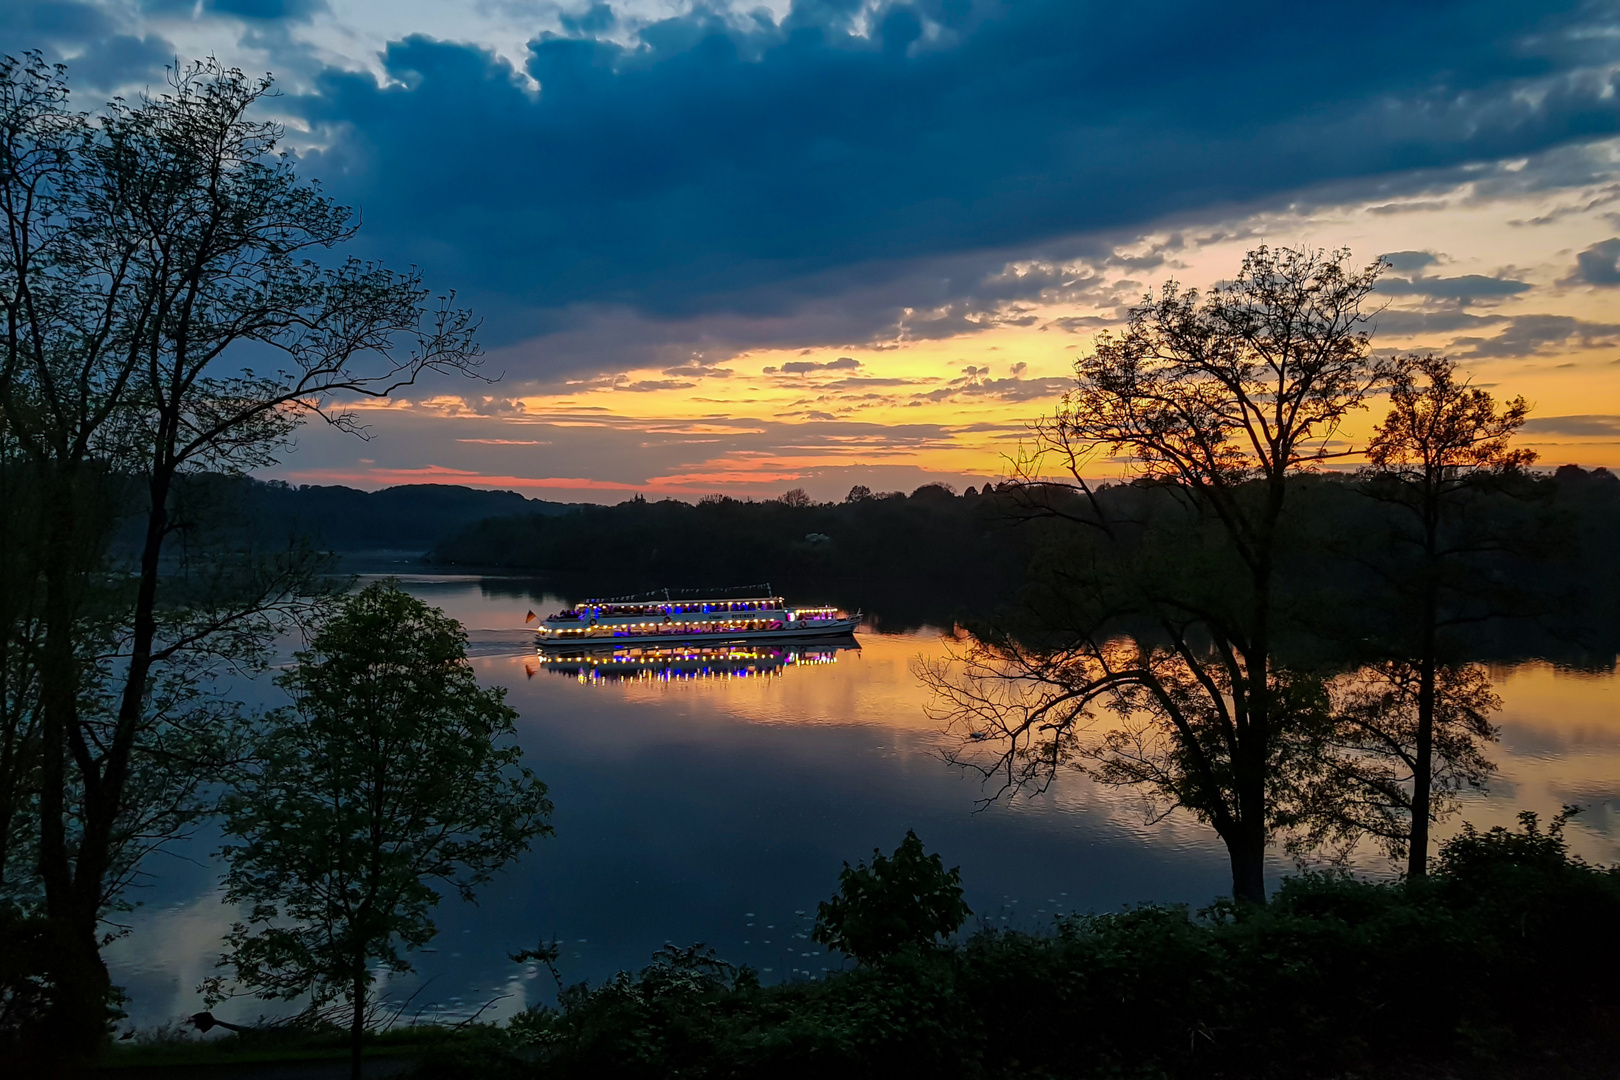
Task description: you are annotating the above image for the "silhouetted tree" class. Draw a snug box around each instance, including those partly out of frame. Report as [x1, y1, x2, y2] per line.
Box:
[1292, 661, 1499, 863]
[924, 246, 1391, 904]
[1354, 354, 1533, 875]
[211, 583, 550, 1080]
[0, 52, 482, 1063]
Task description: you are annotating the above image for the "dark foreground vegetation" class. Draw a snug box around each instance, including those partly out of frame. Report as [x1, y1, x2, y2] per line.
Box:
[101, 815, 1620, 1080]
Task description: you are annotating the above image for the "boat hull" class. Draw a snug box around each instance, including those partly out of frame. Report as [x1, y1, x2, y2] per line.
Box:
[536, 617, 861, 650]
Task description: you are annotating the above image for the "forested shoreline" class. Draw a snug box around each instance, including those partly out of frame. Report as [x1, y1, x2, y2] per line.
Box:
[427, 466, 1620, 656]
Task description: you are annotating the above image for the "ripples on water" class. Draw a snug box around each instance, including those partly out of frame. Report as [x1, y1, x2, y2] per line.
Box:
[104, 574, 1620, 1029]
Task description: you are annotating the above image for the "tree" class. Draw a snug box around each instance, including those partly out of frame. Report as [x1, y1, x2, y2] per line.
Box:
[923, 246, 1390, 904]
[1355, 354, 1533, 875]
[211, 582, 551, 1080]
[0, 52, 483, 1062]
[1289, 661, 1499, 864]
[812, 831, 970, 965]
[779, 487, 812, 507]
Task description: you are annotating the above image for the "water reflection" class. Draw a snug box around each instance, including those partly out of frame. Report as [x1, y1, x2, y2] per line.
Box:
[535, 641, 858, 683]
[101, 574, 1620, 1034]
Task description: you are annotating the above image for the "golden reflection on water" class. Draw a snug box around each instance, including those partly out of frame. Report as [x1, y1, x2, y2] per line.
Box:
[1469, 661, 1620, 863]
[497, 625, 1620, 870]
[100, 581, 1620, 1032]
[492, 626, 1246, 858]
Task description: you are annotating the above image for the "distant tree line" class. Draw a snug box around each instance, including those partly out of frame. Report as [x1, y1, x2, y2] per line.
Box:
[127, 475, 576, 556]
[429, 466, 1619, 644]
[429, 482, 1044, 631]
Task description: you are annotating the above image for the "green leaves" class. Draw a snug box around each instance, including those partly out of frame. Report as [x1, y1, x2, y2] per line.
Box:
[812, 831, 971, 965]
[213, 582, 552, 1026]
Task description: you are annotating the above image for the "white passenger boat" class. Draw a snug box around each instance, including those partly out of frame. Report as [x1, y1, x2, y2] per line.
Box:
[534, 589, 860, 648]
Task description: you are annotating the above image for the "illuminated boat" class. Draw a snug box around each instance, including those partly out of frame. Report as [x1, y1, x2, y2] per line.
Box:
[535, 589, 859, 648]
[540, 642, 851, 682]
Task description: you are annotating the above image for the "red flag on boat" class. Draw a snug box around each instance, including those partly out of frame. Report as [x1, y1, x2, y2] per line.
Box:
[524, 610, 537, 624]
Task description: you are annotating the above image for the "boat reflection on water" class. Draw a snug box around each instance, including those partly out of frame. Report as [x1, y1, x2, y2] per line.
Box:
[537, 639, 860, 683]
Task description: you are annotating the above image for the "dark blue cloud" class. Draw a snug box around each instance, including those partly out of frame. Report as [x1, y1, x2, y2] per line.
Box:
[559, 3, 616, 37]
[1381, 251, 1441, 272]
[1, 2, 175, 93]
[8, 0, 1619, 375]
[139, 0, 329, 22]
[1571, 237, 1620, 285]
[207, 0, 327, 19]
[285, 0, 1615, 357]
[1379, 273, 1532, 302]
[1, 1, 116, 50]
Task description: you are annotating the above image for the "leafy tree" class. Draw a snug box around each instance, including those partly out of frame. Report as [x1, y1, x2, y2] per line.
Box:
[211, 582, 551, 1080]
[0, 51, 483, 1059]
[924, 246, 1391, 903]
[813, 830, 970, 964]
[1353, 354, 1534, 875]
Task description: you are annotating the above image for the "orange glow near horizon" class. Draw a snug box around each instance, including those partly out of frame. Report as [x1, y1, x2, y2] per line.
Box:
[268, 184, 1620, 502]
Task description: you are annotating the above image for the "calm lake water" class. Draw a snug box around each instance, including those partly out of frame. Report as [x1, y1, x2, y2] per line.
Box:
[105, 573, 1620, 1030]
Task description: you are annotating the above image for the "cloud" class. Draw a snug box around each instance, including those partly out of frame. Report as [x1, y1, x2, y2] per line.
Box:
[910, 366, 1072, 404]
[204, 0, 329, 21]
[612, 378, 696, 392]
[1372, 310, 1507, 337]
[274, 0, 1619, 370]
[1380, 250, 1440, 272]
[269, 401, 996, 501]
[1568, 238, 1620, 286]
[137, 0, 328, 21]
[1366, 200, 1450, 215]
[1519, 414, 1620, 436]
[559, 3, 616, 37]
[776, 357, 862, 375]
[1451, 314, 1620, 359]
[13, 0, 1620, 397]
[1378, 272, 1533, 302]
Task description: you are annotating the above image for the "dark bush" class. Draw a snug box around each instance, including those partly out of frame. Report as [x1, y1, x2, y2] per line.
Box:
[482, 811, 1620, 1080]
[812, 830, 971, 965]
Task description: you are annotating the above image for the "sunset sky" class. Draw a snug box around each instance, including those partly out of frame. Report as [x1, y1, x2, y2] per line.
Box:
[8, 0, 1620, 502]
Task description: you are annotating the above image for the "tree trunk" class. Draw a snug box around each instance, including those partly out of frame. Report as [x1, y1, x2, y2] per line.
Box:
[1407, 644, 1437, 878]
[35, 468, 113, 1071]
[351, 972, 367, 1080]
[1228, 774, 1270, 905]
[1407, 505, 1441, 880]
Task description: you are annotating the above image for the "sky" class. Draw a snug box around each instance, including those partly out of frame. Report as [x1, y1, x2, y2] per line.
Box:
[7, 0, 1620, 502]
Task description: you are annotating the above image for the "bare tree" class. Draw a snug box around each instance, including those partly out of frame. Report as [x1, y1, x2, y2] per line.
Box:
[0, 53, 483, 1062]
[922, 246, 1390, 904]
